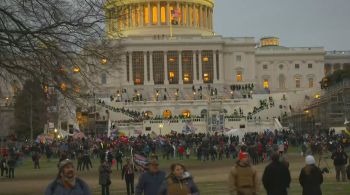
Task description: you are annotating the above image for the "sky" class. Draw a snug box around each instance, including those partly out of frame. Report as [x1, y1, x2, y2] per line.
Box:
[213, 0, 350, 51]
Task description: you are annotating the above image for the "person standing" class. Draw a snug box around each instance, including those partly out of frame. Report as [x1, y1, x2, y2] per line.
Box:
[122, 158, 135, 195]
[0, 155, 8, 177]
[32, 151, 40, 169]
[262, 153, 291, 195]
[45, 159, 91, 195]
[228, 152, 259, 195]
[299, 155, 323, 195]
[159, 163, 199, 195]
[7, 156, 16, 179]
[135, 159, 166, 195]
[99, 160, 112, 195]
[331, 146, 348, 182]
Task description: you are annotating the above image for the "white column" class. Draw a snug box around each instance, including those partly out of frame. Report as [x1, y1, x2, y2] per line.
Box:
[204, 7, 208, 29]
[157, 1, 161, 26]
[124, 53, 128, 84]
[198, 51, 203, 82]
[193, 51, 197, 83]
[219, 51, 224, 83]
[143, 52, 148, 84]
[166, 2, 170, 25]
[199, 5, 203, 28]
[140, 4, 144, 27]
[179, 51, 183, 84]
[164, 52, 169, 84]
[186, 3, 189, 27]
[148, 2, 151, 26]
[213, 51, 218, 83]
[149, 51, 154, 84]
[193, 4, 197, 27]
[129, 52, 133, 85]
[129, 5, 132, 28]
[181, 4, 185, 26]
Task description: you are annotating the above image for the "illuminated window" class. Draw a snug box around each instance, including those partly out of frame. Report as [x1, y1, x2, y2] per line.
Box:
[189, 6, 194, 26]
[182, 51, 193, 84]
[161, 5, 166, 24]
[202, 50, 213, 83]
[144, 5, 149, 25]
[263, 79, 269, 89]
[132, 51, 144, 85]
[308, 78, 314, 88]
[183, 6, 187, 25]
[167, 51, 179, 84]
[236, 71, 243, 82]
[152, 5, 158, 24]
[163, 110, 172, 119]
[182, 110, 191, 118]
[169, 71, 175, 78]
[295, 77, 301, 88]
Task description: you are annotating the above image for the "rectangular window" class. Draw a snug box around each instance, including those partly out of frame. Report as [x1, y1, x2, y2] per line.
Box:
[161, 4, 166, 24]
[167, 51, 179, 84]
[152, 5, 158, 25]
[202, 50, 213, 83]
[236, 71, 242, 82]
[132, 51, 144, 85]
[295, 78, 301, 88]
[295, 64, 300, 69]
[152, 51, 164, 84]
[182, 51, 193, 84]
[236, 55, 241, 62]
[308, 78, 313, 88]
[263, 65, 268, 70]
[308, 63, 313, 69]
[263, 79, 269, 89]
[144, 6, 149, 25]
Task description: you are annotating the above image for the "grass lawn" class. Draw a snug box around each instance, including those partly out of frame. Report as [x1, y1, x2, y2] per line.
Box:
[0, 150, 349, 195]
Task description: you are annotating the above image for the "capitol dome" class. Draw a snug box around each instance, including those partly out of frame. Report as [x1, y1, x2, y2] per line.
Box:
[105, 0, 215, 37]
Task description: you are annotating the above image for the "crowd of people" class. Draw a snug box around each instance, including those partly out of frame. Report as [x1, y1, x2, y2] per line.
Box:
[0, 129, 349, 194]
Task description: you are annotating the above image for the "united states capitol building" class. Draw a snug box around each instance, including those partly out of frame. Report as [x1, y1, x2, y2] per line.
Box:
[1, 0, 349, 136]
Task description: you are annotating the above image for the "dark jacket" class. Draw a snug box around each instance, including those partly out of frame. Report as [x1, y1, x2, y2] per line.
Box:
[135, 170, 166, 195]
[99, 164, 111, 186]
[299, 165, 323, 195]
[262, 161, 291, 195]
[44, 177, 91, 195]
[331, 151, 348, 166]
[122, 163, 135, 180]
[158, 172, 200, 195]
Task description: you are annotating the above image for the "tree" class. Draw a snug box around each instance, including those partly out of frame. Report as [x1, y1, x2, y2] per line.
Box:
[0, 0, 123, 100]
[14, 79, 48, 140]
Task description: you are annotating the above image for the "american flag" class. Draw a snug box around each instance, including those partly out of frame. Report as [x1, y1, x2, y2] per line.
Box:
[171, 8, 181, 25]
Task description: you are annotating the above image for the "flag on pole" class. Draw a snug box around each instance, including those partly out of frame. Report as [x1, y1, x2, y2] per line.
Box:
[171, 8, 181, 25]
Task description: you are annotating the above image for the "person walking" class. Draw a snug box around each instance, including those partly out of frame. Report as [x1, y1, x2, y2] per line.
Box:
[45, 159, 91, 195]
[262, 153, 291, 195]
[135, 159, 166, 195]
[228, 152, 259, 195]
[299, 155, 323, 195]
[122, 158, 135, 195]
[32, 151, 40, 169]
[331, 146, 348, 182]
[99, 160, 112, 195]
[159, 163, 199, 195]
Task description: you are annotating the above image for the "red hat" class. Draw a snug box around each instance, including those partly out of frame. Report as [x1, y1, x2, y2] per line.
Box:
[239, 152, 249, 161]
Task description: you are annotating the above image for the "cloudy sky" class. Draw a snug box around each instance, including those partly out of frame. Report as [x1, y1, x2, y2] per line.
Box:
[213, 0, 350, 51]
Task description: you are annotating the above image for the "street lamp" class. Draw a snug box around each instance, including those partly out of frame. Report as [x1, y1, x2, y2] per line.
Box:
[54, 128, 58, 133]
[159, 124, 163, 135]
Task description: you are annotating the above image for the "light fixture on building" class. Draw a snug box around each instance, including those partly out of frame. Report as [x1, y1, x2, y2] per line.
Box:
[101, 58, 108, 65]
[304, 110, 310, 114]
[135, 78, 141, 84]
[169, 58, 175, 62]
[183, 73, 190, 81]
[169, 72, 175, 78]
[5, 97, 9, 100]
[60, 83, 67, 91]
[202, 56, 209, 62]
[314, 94, 321, 99]
[204, 73, 209, 81]
[73, 67, 81, 73]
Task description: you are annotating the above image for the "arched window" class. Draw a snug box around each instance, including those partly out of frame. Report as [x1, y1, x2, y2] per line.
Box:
[163, 110, 172, 119]
[236, 71, 243, 82]
[200, 109, 208, 117]
[263, 79, 269, 89]
[152, 4, 158, 25]
[182, 110, 191, 118]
